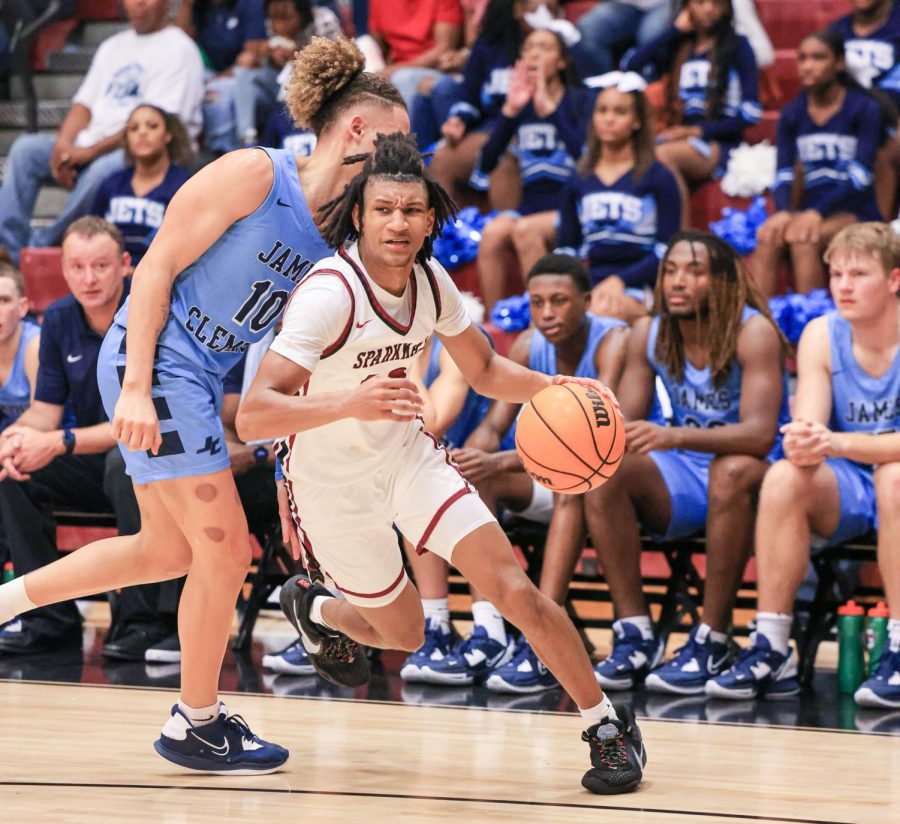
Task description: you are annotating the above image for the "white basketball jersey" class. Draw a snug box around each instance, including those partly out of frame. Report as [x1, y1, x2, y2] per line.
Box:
[270, 242, 471, 487]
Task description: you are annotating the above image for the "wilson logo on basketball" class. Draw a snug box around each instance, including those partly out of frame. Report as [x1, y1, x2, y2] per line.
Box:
[528, 471, 552, 486]
[585, 388, 611, 427]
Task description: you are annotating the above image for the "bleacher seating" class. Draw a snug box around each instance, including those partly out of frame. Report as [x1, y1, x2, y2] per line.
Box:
[20, 247, 67, 315]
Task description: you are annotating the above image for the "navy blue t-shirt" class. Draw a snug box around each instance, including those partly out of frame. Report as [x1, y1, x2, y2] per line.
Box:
[195, 0, 267, 72]
[35, 280, 131, 427]
[92, 165, 191, 265]
[262, 108, 318, 156]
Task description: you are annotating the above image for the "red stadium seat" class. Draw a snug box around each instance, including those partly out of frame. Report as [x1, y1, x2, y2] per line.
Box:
[20, 247, 68, 315]
[744, 109, 779, 145]
[31, 18, 77, 72]
[755, 0, 852, 51]
[75, 0, 122, 21]
[564, 1, 597, 25]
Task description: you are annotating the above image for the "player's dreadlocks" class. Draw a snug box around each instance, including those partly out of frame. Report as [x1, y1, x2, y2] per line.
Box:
[653, 230, 787, 387]
[318, 131, 458, 265]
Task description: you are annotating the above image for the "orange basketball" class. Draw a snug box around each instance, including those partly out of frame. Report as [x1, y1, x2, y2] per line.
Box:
[515, 383, 626, 494]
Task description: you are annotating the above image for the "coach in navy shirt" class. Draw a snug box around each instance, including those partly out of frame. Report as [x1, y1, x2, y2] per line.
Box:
[0, 217, 174, 658]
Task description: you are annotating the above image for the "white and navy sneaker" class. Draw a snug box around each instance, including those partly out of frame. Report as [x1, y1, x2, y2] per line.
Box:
[581, 704, 646, 795]
[154, 704, 289, 774]
[854, 646, 900, 709]
[705, 633, 799, 700]
[419, 626, 515, 686]
[593, 621, 664, 690]
[0, 618, 22, 642]
[486, 636, 559, 693]
[399, 617, 453, 683]
[262, 640, 316, 676]
[644, 625, 732, 695]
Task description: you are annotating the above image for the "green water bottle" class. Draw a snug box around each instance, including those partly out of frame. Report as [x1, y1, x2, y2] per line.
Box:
[1, 562, 12, 584]
[866, 601, 890, 676]
[838, 600, 866, 694]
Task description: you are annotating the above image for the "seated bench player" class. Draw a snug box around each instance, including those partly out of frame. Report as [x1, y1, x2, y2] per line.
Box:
[708, 222, 900, 707]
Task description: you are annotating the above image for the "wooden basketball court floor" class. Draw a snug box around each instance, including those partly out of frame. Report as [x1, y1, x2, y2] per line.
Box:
[1, 678, 897, 824]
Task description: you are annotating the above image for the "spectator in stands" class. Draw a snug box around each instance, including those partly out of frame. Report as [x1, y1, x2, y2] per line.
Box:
[475, 28, 593, 313]
[406, 254, 628, 688]
[0, 0, 203, 263]
[579, 231, 788, 694]
[234, 0, 343, 147]
[621, 0, 761, 190]
[0, 265, 39, 435]
[175, 0, 268, 154]
[830, 0, 900, 221]
[426, 0, 524, 201]
[708, 222, 900, 708]
[556, 71, 684, 324]
[576, 0, 672, 79]
[91, 106, 193, 268]
[753, 31, 884, 297]
[368, 0, 464, 109]
[0, 218, 174, 659]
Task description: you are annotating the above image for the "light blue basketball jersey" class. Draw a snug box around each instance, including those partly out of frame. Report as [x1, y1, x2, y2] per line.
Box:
[113, 147, 333, 376]
[0, 320, 39, 431]
[827, 310, 900, 436]
[647, 306, 789, 461]
[528, 313, 626, 378]
[425, 335, 491, 450]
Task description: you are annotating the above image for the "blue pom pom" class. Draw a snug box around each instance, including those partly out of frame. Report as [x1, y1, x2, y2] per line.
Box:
[491, 292, 531, 331]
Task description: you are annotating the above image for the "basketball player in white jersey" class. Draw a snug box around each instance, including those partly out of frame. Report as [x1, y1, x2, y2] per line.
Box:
[237, 132, 647, 795]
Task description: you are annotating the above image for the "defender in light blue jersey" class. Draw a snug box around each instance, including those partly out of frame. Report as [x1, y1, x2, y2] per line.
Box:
[582, 231, 789, 695]
[710, 222, 900, 706]
[0, 267, 39, 433]
[0, 37, 409, 775]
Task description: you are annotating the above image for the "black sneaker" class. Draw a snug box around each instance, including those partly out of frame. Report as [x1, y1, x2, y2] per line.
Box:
[279, 574, 370, 688]
[581, 704, 646, 794]
[145, 632, 181, 664]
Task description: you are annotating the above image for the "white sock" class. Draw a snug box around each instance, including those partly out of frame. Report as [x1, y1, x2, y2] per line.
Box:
[471, 600, 506, 645]
[421, 598, 450, 634]
[702, 624, 728, 645]
[620, 614, 654, 641]
[755, 612, 792, 656]
[580, 695, 618, 729]
[309, 595, 335, 630]
[888, 618, 900, 653]
[178, 700, 221, 727]
[0, 577, 37, 625]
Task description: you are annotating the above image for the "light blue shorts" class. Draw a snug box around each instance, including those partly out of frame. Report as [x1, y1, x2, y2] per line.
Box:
[97, 324, 231, 485]
[648, 449, 711, 541]
[818, 457, 878, 547]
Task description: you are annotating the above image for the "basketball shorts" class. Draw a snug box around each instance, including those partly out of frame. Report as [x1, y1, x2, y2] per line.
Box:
[283, 428, 497, 607]
[514, 479, 553, 525]
[814, 457, 878, 548]
[97, 324, 231, 484]
[648, 449, 711, 541]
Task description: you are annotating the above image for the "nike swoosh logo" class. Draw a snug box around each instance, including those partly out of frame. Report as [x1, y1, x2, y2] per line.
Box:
[66, 354, 83, 363]
[191, 732, 229, 756]
[355, 319, 372, 329]
[276, 197, 291, 208]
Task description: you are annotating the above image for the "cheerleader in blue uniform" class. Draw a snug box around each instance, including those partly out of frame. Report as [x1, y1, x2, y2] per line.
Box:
[622, 0, 760, 189]
[557, 71, 683, 323]
[754, 30, 885, 296]
[475, 27, 593, 312]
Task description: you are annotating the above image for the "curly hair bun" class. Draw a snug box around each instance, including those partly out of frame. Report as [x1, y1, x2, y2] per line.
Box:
[287, 37, 366, 130]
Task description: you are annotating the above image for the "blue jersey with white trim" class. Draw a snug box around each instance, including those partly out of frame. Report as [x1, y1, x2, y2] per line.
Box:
[831, 4, 900, 109]
[0, 320, 39, 431]
[827, 310, 900, 438]
[647, 306, 789, 460]
[424, 334, 492, 449]
[556, 162, 682, 289]
[529, 313, 626, 378]
[447, 38, 513, 128]
[113, 147, 333, 376]
[473, 86, 594, 215]
[622, 27, 760, 156]
[773, 88, 882, 220]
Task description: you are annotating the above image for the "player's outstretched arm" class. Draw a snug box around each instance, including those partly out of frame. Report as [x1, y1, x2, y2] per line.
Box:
[439, 324, 551, 403]
[114, 150, 274, 454]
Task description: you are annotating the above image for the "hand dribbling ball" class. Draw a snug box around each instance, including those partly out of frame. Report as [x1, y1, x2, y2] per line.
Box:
[515, 383, 626, 494]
